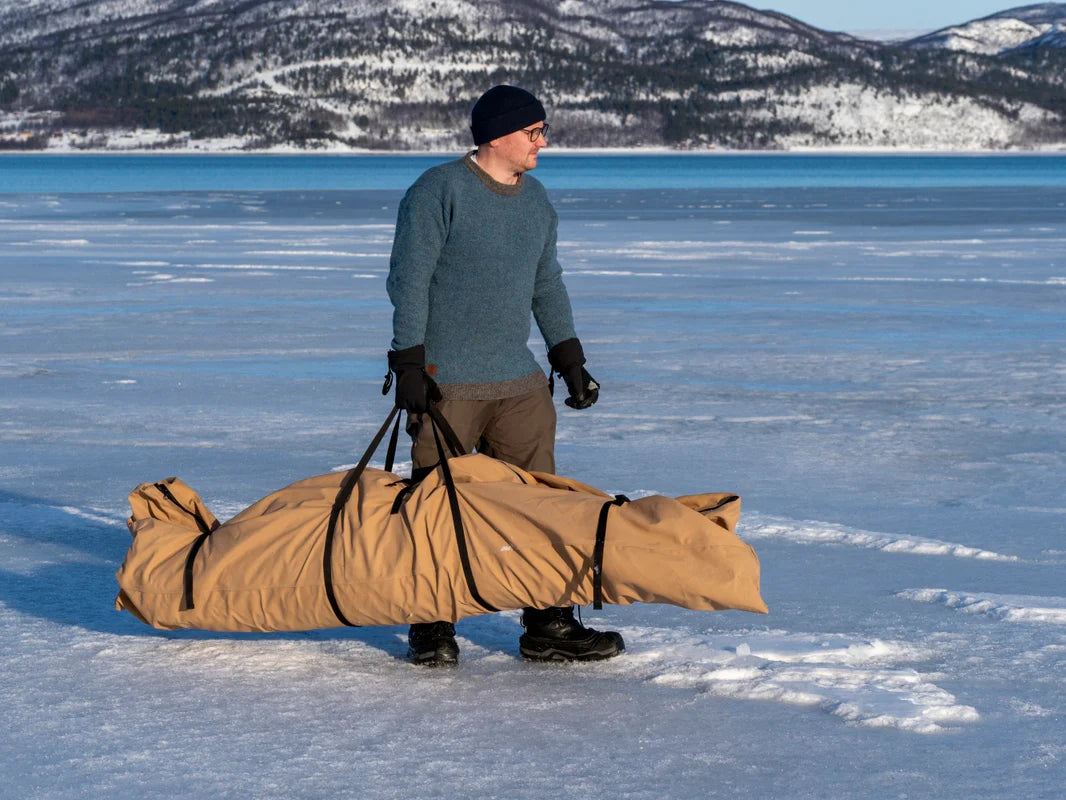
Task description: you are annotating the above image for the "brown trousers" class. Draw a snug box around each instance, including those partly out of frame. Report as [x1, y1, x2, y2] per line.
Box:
[411, 386, 556, 474]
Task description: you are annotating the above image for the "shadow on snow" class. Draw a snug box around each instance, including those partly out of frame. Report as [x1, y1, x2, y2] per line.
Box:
[0, 487, 524, 659]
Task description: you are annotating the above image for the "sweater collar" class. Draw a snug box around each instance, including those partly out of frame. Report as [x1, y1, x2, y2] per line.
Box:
[462, 151, 524, 196]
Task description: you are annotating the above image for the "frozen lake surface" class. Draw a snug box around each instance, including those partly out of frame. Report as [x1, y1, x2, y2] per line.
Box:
[1, 180, 1064, 798]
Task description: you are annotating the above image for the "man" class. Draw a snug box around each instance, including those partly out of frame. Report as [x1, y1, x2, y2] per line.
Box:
[385, 85, 625, 666]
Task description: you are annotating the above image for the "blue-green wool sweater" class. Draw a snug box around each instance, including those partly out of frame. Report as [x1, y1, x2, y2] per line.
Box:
[387, 153, 577, 399]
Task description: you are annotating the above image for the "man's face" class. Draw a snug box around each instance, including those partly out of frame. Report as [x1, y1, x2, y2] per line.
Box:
[493, 120, 548, 174]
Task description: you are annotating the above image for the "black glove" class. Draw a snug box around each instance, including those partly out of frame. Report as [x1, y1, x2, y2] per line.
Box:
[386, 344, 441, 413]
[547, 338, 599, 410]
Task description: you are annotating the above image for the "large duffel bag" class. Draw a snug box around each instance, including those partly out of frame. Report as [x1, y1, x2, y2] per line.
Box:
[116, 408, 767, 631]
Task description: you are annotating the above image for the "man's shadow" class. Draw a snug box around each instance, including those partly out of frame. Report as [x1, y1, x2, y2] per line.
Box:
[0, 487, 521, 659]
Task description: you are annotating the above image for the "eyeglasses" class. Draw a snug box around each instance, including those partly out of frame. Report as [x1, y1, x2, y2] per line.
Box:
[519, 123, 550, 143]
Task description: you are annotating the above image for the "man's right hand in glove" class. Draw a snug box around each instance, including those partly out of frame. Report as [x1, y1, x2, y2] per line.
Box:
[387, 344, 441, 413]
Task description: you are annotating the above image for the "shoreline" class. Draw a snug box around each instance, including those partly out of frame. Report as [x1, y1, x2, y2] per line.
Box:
[3, 145, 1066, 157]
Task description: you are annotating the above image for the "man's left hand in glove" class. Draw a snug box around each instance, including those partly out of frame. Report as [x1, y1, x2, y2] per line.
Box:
[547, 338, 600, 409]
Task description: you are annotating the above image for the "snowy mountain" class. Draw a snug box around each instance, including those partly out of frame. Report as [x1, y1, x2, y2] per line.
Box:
[0, 0, 1065, 151]
[905, 3, 1066, 55]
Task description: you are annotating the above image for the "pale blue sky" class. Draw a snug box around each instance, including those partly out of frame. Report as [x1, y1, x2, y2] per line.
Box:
[751, 2, 1023, 34]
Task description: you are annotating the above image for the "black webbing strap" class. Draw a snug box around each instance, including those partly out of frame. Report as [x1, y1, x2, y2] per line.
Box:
[426, 405, 465, 459]
[592, 494, 629, 610]
[389, 481, 417, 514]
[322, 406, 401, 627]
[384, 408, 402, 473]
[182, 533, 211, 611]
[430, 418, 499, 613]
[151, 481, 220, 613]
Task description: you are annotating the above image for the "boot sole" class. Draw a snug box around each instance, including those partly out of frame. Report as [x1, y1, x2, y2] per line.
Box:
[519, 635, 625, 663]
[407, 644, 459, 667]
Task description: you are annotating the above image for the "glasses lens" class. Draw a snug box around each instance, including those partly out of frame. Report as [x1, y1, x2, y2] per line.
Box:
[526, 124, 548, 142]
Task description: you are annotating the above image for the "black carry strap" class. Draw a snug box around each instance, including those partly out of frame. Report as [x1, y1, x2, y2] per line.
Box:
[426, 405, 465, 459]
[430, 415, 499, 613]
[322, 405, 474, 627]
[592, 494, 629, 610]
[322, 406, 402, 626]
[182, 534, 211, 611]
[384, 406, 402, 473]
[150, 481, 220, 613]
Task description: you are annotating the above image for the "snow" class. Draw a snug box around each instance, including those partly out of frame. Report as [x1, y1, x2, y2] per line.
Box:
[4, 2, 1062, 152]
[743, 514, 1023, 562]
[899, 589, 1066, 624]
[917, 19, 1050, 54]
[626, 628, 978, 734]
[5, 86, 1059, 157]
[1, 163, 1065, 797]
[768, 82, 1058, 150]
[907, 5, 1066, 54]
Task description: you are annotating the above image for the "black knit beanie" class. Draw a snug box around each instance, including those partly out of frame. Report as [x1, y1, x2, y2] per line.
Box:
[470, 85, 546, 145]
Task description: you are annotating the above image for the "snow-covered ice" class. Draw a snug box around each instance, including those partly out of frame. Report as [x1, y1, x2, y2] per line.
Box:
[898, 589, 1066, 625]
[743, 513, 1023, 562]
[1, 174, 1064, 798]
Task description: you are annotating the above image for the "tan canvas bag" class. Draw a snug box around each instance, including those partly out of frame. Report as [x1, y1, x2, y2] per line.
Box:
[116, 408, 767, 631]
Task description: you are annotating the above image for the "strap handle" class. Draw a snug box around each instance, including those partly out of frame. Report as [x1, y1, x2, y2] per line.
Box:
[154, 481, 219, 613]
[592, 495, 629, 610]
[426, 405, 466, 458]
[431, 416, 499, 613]
[384, 407, 402, 473]
[323, 406, 401, 627]
[322, 404, 477, 627]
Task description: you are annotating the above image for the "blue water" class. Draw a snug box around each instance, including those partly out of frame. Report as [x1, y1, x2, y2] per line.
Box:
[4, 152, 1066, 193]
[2, 151, 1065, 799]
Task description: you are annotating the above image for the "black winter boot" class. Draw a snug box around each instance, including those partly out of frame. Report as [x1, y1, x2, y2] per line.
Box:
[519, 606, 625, 662]
[408, 621, 459, 666]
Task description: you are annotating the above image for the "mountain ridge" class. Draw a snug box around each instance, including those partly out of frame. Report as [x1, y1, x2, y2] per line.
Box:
[905, 2, 1066, 54]
[1, 0, 1064, 151]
